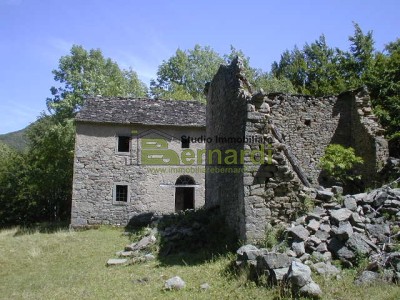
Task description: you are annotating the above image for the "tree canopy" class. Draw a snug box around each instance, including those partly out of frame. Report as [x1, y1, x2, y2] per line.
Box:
[47, 45, 147, 119]
[150, 45, 224, 101]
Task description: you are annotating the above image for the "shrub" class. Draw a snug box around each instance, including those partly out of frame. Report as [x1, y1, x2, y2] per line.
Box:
[319, 144, 364, 185]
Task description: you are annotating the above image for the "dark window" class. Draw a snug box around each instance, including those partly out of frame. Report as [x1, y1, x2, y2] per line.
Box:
[115, 185, 128, 202]
[118, 136, 130, 152]
[181, 138, 190, 149]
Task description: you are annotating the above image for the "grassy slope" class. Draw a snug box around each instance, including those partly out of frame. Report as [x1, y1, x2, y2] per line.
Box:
[0, 226, 399, 300]
[0, 127, 29, 152]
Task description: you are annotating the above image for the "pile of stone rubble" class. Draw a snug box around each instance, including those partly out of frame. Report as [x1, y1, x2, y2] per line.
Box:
[294, 181, 400, 270]
[235, 180, 400, 298]
[106, 229, 157, 266]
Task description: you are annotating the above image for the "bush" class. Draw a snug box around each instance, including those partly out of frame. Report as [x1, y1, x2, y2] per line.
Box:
[319, 144, 364, 185]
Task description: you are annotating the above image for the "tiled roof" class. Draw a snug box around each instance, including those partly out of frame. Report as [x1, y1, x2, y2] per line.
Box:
[75, 97, 206, 127]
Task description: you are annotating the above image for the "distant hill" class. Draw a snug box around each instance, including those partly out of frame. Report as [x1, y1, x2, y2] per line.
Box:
[0, 126, 30, 152]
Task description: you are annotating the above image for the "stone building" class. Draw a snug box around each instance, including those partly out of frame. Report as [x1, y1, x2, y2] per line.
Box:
[205, 58, 389, 241]
[71, 58, 389, 242]
[70, 98, 206, 227]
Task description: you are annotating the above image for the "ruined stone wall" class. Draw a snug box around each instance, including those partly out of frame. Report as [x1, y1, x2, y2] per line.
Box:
[71, 123, 206, 227]
[205, 58, 249, 237]
[243, 94, 303, 240]
[348, 88, 389, 186]
[266, 88, 388, 187]
[267, 94, 351, 185]
[205, 59, 304, 241]
[205, 58, 389, 241]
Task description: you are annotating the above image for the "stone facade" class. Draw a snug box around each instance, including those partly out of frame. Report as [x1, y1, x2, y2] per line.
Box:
[71, 99, 206, 227]
[71, 59, 389, 241]
[205, 58, 389, 241]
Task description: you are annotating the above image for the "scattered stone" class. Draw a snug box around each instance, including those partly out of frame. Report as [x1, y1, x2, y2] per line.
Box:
[316, 242, 328, 253]
[299, 253, 311, 262]
[271, 267, 289, 282]
[257, 252, 294, 270]
[335, 222, 354, 240]
[289, 225, 310, 241]
[106, 258, 128, 266]
[200, 283, 210, 290]
[332, 186, 343, 195]
[116, 250, 135, 257]
[298, 280, 322, 298]
[353, 193, 368, 203]
[312, 262, 340, 276]
[373, 191, 388, 207]
[346, 233, 377, 254]
[286, 249, 297, 257]
[164, 276, 186, 290]
[312, 251, 332, 262]
[125, 235, 156, 251]
[315, 230, 330, 241]
[350, 212, 363, 224]
[237, 244, 258, 256]
[307, 219, 320, 232]
[344, 197, 357, 211]
[354, 271, 380, 285]
[319, 223, 331, 233]
[292, 241, 305, 257]
[312, 206, 327, 217]
[287, 261, 322, 298]
[287, 261, 312, 287]
[316, 190, 334, 202]
[144, 254, 156, 261]
[365, 224, 390, 243]
[330, 208, 352, 223]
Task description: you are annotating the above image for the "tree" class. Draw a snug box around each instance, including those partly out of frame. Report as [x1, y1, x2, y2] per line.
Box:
[271, 46, 308, 94]
[271, 24, 376, 96]
[0, 45, 150, 225]
[366, 39, 400, 155]
[0, 143, 30, 225]
[348, 22, 375, 81]
[47, 45, 147, 119]
[253, 73, 296, 94]
[151, 45, 224, 101]
[23, 116, 75, 222]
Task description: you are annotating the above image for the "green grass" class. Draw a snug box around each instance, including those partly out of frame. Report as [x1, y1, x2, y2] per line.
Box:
[0, 226, 399, 300]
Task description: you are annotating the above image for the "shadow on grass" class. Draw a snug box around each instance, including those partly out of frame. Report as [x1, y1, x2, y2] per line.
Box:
[10, 221, 70, 236]
[125, 207, 239, 266]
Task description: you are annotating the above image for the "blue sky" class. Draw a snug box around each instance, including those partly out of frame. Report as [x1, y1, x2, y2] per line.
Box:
[0, 0, 399, 134]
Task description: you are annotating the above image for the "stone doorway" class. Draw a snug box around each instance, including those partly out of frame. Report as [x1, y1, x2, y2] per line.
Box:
[175, 175, 195, 211]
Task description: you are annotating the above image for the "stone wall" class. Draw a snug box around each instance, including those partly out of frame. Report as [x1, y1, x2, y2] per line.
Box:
[267, 93, 351, 185]
[264, 87, 388, 188]
[71, 123, 206, 227]
[205, 57, 249, 237]
[205, 58, 304, 240]
[347, 88, 389, 186]
[205, 58, 389, 241]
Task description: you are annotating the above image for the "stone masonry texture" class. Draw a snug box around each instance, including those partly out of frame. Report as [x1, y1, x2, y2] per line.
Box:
[205, 57, 389, 241]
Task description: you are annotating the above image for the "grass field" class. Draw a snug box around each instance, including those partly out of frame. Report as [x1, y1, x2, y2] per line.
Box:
[0, 226, 399, 300]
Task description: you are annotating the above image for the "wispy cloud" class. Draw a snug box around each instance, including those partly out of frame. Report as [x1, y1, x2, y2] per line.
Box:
[48, 37, 73, 54]
[114, 51, 158, 84]
[112, 33, 173, 85]
[0, 99, 44, 133]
